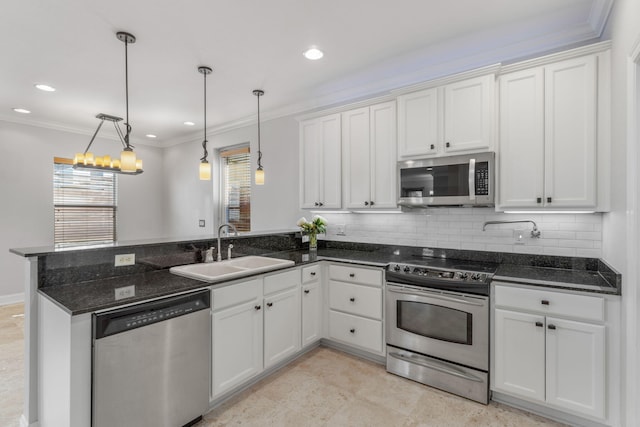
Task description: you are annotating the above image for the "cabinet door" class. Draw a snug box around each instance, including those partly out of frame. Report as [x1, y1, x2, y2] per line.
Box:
[319, 114, 342, 208]
[493, 309, 545, 402]
[397, 88, 439, 158]
[343, 107, 371, 209]
[443, 75, 494, 153]
[498, 68, 545, 208]
[212, 299, 263, 397]
[370, 101, 397, 208]
[264, 287, 301, 368]
[302, 280, 323, 347]
[545, 317, 605, 419]
[299, 119, 321, 208]
[544, 56, 597, 208]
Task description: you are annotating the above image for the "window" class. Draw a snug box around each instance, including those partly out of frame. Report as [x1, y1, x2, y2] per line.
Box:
[53, 158, 117, 245]
[220, 145, 251, 232]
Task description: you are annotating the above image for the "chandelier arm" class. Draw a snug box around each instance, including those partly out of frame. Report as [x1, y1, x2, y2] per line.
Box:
[82, 119, 106, 154]
[113, 121, 127, 148]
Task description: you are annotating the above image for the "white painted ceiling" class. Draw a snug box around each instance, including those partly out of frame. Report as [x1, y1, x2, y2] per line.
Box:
[1, 0, 611, 146]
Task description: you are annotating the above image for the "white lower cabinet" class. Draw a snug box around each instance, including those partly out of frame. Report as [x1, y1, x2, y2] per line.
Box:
[327, 263, 384, 355]
[302, 265, 323, 347]
[493, 284, 606, 421]
[264, 286, 301, 368]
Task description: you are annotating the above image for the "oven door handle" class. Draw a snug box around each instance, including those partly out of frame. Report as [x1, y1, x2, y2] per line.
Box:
[388, 351, 484, 383]
[387, 287, 485, 307]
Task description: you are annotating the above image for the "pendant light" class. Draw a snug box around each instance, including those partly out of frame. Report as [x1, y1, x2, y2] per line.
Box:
[253, 89, 265, 185]
[198, 66, 213, 180]
[72, 31, 143, 174]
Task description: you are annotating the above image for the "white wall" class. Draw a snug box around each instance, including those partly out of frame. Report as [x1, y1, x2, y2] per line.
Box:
[0, 121, 166, 301]
[162, 115, 301, 237]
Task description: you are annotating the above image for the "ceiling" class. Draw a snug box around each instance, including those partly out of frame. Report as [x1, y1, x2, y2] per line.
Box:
[1, 0, 612, 147]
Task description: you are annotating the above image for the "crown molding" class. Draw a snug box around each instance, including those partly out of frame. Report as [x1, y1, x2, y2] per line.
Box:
[589, 0, 614, 36]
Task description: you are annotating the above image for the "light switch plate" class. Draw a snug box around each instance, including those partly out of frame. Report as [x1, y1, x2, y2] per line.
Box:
[513, 229, 527, 245]
[115, 285, 135, 300]
[199, 219, 205, 227]
[115, 253, 135, 266]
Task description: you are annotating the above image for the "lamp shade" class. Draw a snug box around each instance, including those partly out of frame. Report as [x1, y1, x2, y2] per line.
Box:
[199, 161, 211, 180]
[120, 149, 137, 173]
[255, 168, 264, 185]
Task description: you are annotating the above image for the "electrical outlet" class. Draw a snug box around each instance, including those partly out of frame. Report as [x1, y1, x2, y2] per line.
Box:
[114, 285, 135, 300]
[115, 253, 135, 266]
[199, 219, 205, 227]
[336, 224, 346, 236]
[513, 229, 527, 245]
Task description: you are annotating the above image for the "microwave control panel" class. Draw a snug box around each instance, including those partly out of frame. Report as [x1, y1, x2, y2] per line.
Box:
[475, 162, 489, 196]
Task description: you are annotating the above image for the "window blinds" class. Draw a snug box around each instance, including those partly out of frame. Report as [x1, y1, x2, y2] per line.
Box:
[221, 146, 251, 232]
[53, 158, 117, 245]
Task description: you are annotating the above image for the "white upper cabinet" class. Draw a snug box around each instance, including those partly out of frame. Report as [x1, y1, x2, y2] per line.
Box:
[342, 101, 397, 209]
[397, 74, 495, 159]
[299, 114, 342, 209]
[498, 52, 607, 210]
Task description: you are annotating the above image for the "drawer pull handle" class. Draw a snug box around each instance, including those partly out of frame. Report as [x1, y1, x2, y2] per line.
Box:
[535, 321, 543, 327]
[267, 302, 273, 307]
[349, 328, 356, 334]
[304, 289, 310, 294]
[349, 297, 355, 302]
[541, 300, 549, 305]
[548, 324, 556, 330]
[254, 305, 261, 311]
[349, 273, 355, 278]
[310, 272, 316, 276]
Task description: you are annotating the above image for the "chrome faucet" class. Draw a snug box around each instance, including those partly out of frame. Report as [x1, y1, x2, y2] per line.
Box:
[482, 220, 541, 238]
[217, 223, 238, 261]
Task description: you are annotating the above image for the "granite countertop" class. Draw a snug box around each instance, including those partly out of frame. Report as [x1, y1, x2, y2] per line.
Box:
[39, 246, 621, 315]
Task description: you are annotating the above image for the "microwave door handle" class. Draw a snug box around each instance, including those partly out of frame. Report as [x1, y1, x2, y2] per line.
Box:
[468, 158, 476, 201]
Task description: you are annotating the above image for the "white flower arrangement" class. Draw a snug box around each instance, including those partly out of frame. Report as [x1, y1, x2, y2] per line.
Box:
[296, 215, 327, 235]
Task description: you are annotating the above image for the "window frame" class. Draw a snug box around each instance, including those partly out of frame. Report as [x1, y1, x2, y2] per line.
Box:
[218, 144, 251, 233]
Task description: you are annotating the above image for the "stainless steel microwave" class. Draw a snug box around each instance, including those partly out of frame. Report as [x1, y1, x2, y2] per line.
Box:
[397, 152, 494, 207]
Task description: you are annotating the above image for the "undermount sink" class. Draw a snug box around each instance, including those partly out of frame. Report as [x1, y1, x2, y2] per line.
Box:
[170, 256, 295, 283]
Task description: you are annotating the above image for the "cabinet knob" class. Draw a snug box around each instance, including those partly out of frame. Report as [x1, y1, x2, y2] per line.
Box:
[535, 321, 543, 327]
[430, 144, 435, 150]
[349, 328, 356, 334]
[446, 142, 451, 148]
[364, 201, 369, 206]
[314, 202, 319, 207]
[319, 202, 324, 207]
[548, 324, 557, 330]
[267, 302, 273, 307]
[547, 197, 552, 203]
[255, 305, 261, 310]
[541, 300, 549, 306]
[304, 289, 310, 294]
[310, 271, 316, 276]
[536, 197, 542, 204]
[349, 273, 355, 278]
[349, 297, 355, 302]
[370, 201, 375, 206]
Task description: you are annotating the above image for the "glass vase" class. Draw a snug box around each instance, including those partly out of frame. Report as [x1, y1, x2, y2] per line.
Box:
[309, 233, 318, 251]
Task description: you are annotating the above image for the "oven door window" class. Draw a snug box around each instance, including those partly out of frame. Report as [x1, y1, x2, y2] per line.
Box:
[397, 301, 472, 345]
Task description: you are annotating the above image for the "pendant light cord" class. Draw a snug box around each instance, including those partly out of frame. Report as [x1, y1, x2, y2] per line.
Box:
[256, 91, 262, 169]
[123, 37, 132, 149]
[201, 70, 208, 163]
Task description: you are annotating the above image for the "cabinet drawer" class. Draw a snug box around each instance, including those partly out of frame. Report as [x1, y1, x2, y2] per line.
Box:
[212, 279, 261, 311]
[329, 281, 382, 319]
[494, 284, 604, 322]
[329, 264, 382, 287]
[328, 310, 383, 353]
[302, 264, 320, 283]
[264, 269, 300, 295]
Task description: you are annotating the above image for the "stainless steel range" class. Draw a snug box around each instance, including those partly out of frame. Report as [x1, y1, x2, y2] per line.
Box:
[385, 258, 497, 404]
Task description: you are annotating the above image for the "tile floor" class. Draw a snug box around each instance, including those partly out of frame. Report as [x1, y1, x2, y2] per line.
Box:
[0, 303, 566, 426]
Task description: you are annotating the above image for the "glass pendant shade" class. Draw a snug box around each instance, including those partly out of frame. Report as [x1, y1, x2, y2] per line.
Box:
[255, 167, 264, 185]
[199, 161, 211, 180]
[120, 149, 137, 173]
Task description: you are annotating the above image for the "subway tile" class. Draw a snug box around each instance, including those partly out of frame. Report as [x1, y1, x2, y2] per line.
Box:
[543, 247, 576, 257]
[575, 231, 602, 240]
[557, 239, 595, 249]
[576, 248, 602, 257]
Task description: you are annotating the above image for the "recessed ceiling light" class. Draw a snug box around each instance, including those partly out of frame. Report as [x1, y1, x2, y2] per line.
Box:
[13, 108, 31, 114]
[145, 134, 157, 138]
[303, 47, 324, 60]
[183, 121, 195, 126]
[35, 84, 56, 92]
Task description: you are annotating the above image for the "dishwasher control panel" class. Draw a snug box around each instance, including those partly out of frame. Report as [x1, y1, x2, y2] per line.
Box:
[94, 289, 210, 339]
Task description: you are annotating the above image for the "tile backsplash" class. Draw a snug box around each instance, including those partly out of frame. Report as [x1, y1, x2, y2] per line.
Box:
[320, 208, 602, 258]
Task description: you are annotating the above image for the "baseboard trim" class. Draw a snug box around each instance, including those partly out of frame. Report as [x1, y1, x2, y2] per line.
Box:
[0, 292, 24, 306]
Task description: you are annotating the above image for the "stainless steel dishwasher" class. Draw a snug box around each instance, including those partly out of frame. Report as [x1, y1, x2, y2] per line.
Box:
[93, 289, 211, 427]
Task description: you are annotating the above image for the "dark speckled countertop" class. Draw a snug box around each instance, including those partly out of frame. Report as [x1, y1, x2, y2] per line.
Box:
[37, 243, 622, 315]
